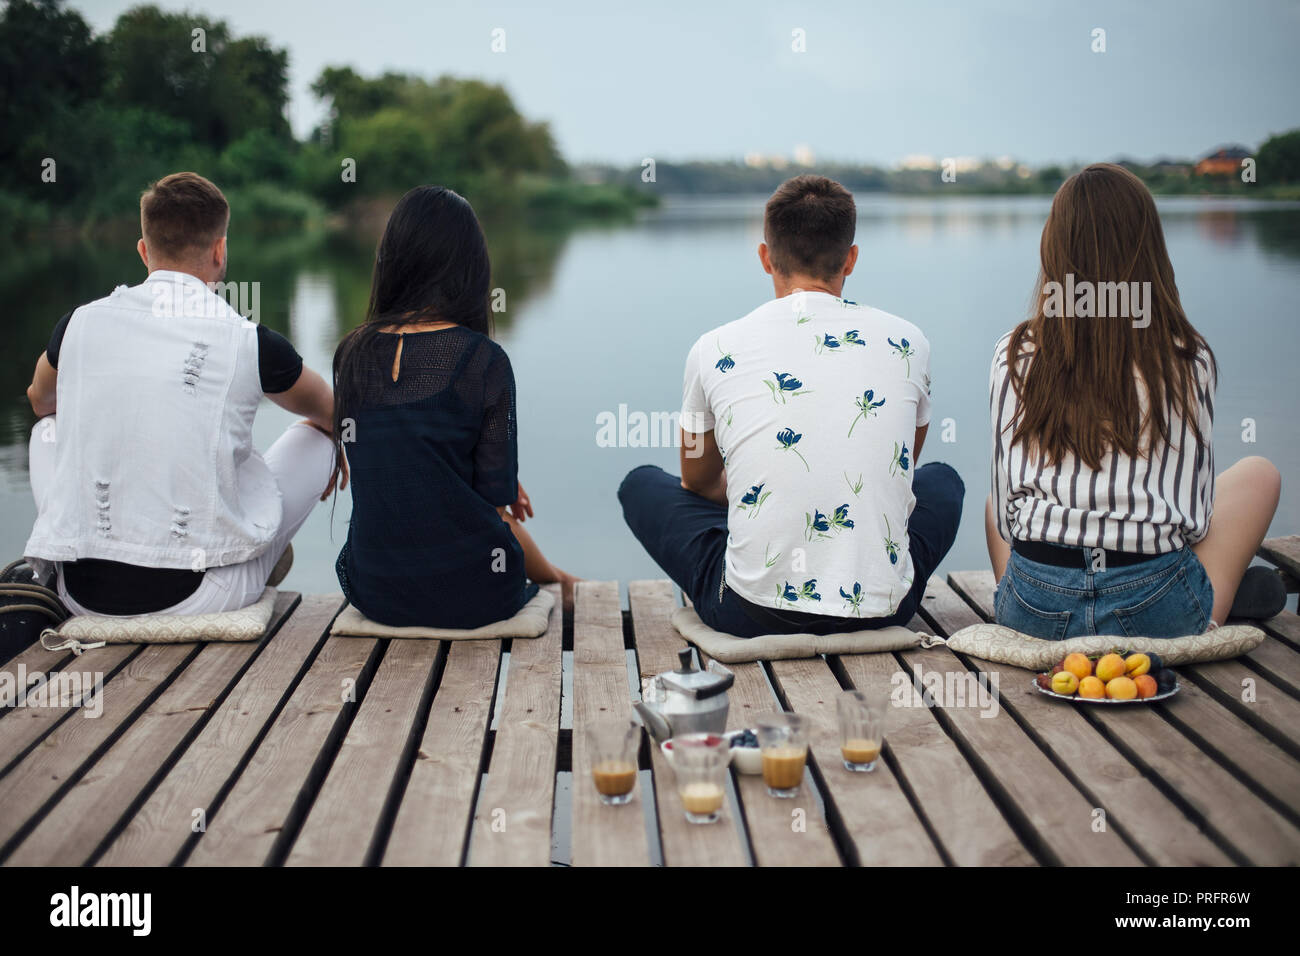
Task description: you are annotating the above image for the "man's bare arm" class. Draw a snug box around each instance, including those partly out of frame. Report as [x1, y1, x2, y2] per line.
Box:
[680, 428, 727, 505]
[27, 353, 57, 417]
[914, 423, 928, 463]
[266, 366, 334, 433]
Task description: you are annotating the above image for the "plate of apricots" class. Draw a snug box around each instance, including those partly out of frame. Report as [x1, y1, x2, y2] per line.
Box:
[1033, 651, 1178, 704]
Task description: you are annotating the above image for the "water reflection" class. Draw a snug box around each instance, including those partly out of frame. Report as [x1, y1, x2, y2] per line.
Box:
[0, 214, 575, 449]
[2, 196, 1297, 591]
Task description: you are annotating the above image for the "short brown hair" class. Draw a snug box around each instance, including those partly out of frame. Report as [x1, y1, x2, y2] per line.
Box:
[763, 175, 856, 280]
[140, 172, 229, 260]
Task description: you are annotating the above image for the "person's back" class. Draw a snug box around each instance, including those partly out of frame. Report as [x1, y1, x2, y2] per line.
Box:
[28, 274, 278, 569]
[683, 292, 929, 619]
[24, 172, 339, 616]
[336, 326, 528, 628]
[332, 185, 576, 629]
[984, 162, 1284, 637]
[620, 175, 964, 637]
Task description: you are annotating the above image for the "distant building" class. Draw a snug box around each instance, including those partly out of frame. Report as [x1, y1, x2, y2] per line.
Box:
[1195, 146, 1251, 176]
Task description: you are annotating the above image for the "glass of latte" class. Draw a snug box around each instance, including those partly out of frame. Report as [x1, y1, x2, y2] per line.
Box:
[669, 733, 730, 824]
[756, 713, 809, 798]
[837, 690, 885, 772]
[588, 718, 640, 806]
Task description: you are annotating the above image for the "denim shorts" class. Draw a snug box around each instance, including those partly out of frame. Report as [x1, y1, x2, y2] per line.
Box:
[994, 545, 1215, 640]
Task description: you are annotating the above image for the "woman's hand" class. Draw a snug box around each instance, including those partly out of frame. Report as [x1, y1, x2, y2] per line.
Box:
[508, 483, 534, 523]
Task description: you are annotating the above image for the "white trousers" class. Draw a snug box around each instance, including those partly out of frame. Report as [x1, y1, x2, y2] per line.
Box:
[30, 418, 335, 615]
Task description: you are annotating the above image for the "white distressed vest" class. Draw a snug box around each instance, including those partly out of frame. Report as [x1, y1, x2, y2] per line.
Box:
[25, 271, 282, 571]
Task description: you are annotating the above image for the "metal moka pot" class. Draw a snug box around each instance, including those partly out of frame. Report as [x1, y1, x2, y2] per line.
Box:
[634, 649, 734, 744]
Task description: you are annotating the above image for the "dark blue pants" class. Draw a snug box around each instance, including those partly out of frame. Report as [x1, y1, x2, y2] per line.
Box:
[618, 461, 964, 637]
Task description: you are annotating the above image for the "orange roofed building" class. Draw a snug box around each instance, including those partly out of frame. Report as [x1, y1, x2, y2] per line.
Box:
[1195, 146, 1251, 176]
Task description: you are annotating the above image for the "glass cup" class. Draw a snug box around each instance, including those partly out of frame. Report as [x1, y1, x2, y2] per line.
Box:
[588, 718, 640, 806]
[837, 690, 885, 772]
[669, 733, 729, 824]
[756, 713, 809, 798]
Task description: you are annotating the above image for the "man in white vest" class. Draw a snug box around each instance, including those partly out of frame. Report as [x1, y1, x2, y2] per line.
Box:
[23, 172, 341, 616]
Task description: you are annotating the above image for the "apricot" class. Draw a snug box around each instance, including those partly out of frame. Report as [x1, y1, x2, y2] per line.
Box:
[1078, 676, 1106, 699]
[1134, 674, 1158, 699]
[1106, 676, 1138, 700]
[1125, 653, 1151, 677]
[1063, 653, 1093, 681]
[1051, 671, 1079, 695]
[1096, 653, 1127, 682]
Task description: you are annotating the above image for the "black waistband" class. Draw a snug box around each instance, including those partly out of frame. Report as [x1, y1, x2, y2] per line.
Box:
[1011, 539, 1153, 569]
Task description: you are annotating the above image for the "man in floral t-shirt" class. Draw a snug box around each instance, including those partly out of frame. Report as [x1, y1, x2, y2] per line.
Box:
[619, 175, 963, 636]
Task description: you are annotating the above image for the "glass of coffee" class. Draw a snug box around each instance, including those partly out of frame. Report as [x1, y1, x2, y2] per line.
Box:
[588, 718, 640, 806]
[669, 733, 729, 824]
[756, 713, 809, 798]
[837, 690, 885, 772]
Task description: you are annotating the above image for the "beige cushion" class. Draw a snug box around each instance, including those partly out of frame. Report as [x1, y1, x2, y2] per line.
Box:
[330, 587, 555, 640]
[43, 587, 279, 650]
[670, 606, 930, 662]
[939, 621, 1266, 668]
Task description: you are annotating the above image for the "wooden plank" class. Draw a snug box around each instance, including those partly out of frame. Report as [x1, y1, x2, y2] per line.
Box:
[0, 644, 194, 858]
[97, 594, 339, 867]
[696, 650, 841, 867]
[1260, 536, 1300, 584]
[569, 580, 650, 867]
[0, 645, 136, 773]
[184, 633, 381, 866]
[0, 644, 75, 714]
[895, 639, 1141, 865]
[767, 656, 943, 866]
[1260, 610, 1300, 652]
[6, 641, 260, 865]
[949, 571, 1300, 865]
[382, 639, 498, 866]
[1154, 674, 1300, 810]
[286, 639, 443, 866]
[629, 579, 746, 867]
[1238, 638, 1300, 699]
[933, 578, 1231, 865]
[834, 649, 1033, 866]
[468, 585, 562, 868]
[1184, 658, 1300, 755]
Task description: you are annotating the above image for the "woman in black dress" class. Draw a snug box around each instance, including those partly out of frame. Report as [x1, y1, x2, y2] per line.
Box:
[329, 186, 576, 628]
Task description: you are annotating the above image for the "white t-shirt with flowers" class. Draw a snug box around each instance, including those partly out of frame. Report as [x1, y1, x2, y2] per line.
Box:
[680, 291, 931, 619]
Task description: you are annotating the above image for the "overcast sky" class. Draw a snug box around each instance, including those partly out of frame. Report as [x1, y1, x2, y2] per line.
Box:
[74, 0, 1300, 166]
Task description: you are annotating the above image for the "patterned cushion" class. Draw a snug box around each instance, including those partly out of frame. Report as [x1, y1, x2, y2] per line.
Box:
[670, 607, 929, 662]
[45, 587, 279, 649]
[940, 621, 1266, 669]
[330, 587, 555, 640]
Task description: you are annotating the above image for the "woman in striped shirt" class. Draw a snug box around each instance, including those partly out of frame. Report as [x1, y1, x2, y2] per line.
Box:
[985, 163, 1282, 639]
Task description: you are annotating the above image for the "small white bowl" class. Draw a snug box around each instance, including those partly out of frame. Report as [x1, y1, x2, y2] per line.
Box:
[727, 729, 763, 774]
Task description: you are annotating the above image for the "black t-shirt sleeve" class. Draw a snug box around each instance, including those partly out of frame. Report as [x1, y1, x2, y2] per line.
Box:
[472, 344, 519, 506]
[256, 324, 304, 393]
[46, 310, 74, 368]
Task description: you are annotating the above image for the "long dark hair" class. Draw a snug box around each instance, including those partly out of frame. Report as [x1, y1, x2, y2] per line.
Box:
[1006, 163, 1216, 470]
[329, 186, 492, 488]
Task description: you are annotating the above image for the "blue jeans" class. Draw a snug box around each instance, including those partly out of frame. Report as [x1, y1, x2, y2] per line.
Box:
[618, 462, 964, 638]
[995, 545, 1215, 640]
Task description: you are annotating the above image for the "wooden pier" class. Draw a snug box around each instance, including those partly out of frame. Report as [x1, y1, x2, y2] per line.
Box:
[2, 538, 1299, 867]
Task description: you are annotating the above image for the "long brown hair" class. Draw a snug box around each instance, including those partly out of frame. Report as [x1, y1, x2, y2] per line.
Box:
[1006, 163, 1215, 470]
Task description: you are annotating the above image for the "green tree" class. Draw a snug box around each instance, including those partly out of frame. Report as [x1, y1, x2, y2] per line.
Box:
[105, 5, 289, 151]
[1257, 130, 1300, 185]
[0, 0, 106, 197]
